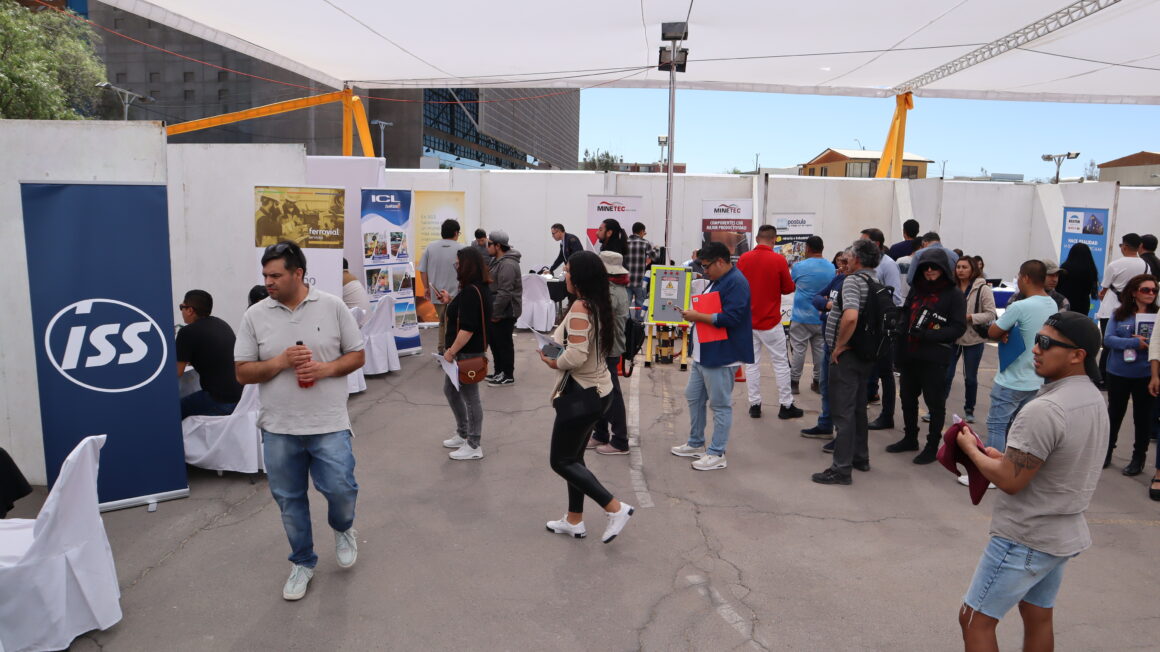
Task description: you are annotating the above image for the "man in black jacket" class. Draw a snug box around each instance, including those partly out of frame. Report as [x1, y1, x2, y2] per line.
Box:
[1139, 233, 1160, 277]
[549, 223, 584, 273]
[486, 230, 522, 386]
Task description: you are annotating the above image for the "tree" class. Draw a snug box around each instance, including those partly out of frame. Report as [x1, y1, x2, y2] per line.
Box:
[724, 167, 745, 174]
[1084, 158, 1100, 181]
[581, 148, 623, 172]
[0, 2, 106, 119]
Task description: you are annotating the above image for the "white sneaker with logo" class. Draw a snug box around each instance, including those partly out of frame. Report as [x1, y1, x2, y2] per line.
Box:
[282, 564, 314, 601]
[449, 443, 483, 460]
[692, 454, 727, 471]
[335, 528, 358, 568]
[670, 444, 705, 458]
[602, 503, 635, 543]
[545, 517, 587, 539]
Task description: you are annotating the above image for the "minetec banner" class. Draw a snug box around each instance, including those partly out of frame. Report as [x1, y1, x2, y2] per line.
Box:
[1061, 206, 1109, 318]
[254, 186, 345, 297]
[361, 189, 421, 354]
[21, 183, 188, 508]
[701, 199, 754, 259]
[587, 195, 643, 250]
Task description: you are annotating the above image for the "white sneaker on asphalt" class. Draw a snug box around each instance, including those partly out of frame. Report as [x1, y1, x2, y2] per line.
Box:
[958, 474, 997, 490]
[449, 443, 483, 460]
[602, 503, 635, 543]
[670, 444, 705, 458]
[282, 564, 314, 600]
[335, 528, 358, 568]
[692, 454, 728, 471]
[545, 517, 587, 539]
[443, 434, 467, 449]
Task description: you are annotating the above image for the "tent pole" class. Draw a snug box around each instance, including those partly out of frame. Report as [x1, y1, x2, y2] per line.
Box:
[342, 88, 354, 157]
[663, 39, 677, 258]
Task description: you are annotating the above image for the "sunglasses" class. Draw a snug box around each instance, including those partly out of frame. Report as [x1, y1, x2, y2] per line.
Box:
[1137, 286, 1158, 295]
[1034, 333, 1079, 351]
[178, 304, 189, 310]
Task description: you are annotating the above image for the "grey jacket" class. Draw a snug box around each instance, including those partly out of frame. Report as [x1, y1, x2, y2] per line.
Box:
[609, 281, 628, 357]
[489, 250, 523, 320]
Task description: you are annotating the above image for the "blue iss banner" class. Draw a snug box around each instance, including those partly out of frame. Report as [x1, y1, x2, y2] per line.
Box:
[21, 183, 188, 508]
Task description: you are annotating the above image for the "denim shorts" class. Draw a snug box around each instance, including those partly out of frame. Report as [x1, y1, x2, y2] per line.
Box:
[963, 537, 1073, 619]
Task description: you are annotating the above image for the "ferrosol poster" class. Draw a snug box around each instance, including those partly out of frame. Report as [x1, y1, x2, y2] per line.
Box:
[254, 186, 345, 296]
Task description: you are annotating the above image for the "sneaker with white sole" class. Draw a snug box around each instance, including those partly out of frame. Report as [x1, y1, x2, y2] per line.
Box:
[691, 454, 727, 471]
[449, 443, 483, 460]
[443, 434, 466, 449]
[670, 444, 705, 458]
[282, 564, 314, 600]
[958, 474, 996, 490]
[601, 503, 634, 543]
[545, 517, 587, 538]
[335, 528, 357, 568]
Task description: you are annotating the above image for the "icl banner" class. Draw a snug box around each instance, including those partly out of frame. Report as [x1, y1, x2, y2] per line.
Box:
[21, 183, 188, 508]
[1061, 206, 1109, 318]
[254, 185, 345, 297]
[701, 199, 754, 260]
[587, 195, 644, 250]
[361, 189, 421, 354]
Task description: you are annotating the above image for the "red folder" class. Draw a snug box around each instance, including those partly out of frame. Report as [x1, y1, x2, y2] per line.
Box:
[690, 292, 727, 343]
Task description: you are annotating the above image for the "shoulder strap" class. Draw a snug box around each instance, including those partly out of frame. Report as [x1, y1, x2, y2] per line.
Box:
[476, 285, 487, 349]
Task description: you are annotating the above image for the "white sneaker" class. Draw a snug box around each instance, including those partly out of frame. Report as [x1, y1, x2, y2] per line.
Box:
[545, 517, 587, 539]
[443, 434, 466, 448]
[449, 443, 483, 460]
[692, 454, 727, 471]
[602, 503, 635, 543]
[335, 528, 357, 568]
[282, 564, 314, 600]
[957, 474, 970, 487]
[670, 444, 705, 458]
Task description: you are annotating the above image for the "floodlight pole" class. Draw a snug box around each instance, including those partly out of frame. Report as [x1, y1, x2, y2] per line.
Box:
[1042, 152, 1080, 184]
[664, 46, 677, 257]
[96, 82, 152, 120]
[371, 119, 393, 164]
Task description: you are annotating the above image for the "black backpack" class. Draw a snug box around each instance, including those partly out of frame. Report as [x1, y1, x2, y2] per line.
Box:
[621, 316, 646, 377]
[837, 274, 899, 362]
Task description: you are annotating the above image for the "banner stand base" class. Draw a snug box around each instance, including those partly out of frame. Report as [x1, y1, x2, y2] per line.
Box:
[99, 488, 190, 513]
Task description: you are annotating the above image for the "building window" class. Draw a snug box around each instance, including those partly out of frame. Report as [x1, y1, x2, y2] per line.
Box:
[218, 88, 228, 100]
[820, 167, 829, 177]
[115, 72, 126, 84]
[184, 90, 195, 101]
[808, 168, 815, 176]
[217, 71, 228, 82]
[903, 165, 919, 179]
[183, 72, 195, 83]
[845, 161, 879, 177]
[149, 72, 160, 83]
[113, 18, 123, 29]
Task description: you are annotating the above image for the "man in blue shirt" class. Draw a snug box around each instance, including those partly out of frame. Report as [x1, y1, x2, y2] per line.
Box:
[788, 236, 835, 394]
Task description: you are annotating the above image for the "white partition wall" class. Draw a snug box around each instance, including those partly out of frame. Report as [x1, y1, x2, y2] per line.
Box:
[305, 155, 387, 281]
[1114, 187, 1160, 247]
[0, 121, 169, 483]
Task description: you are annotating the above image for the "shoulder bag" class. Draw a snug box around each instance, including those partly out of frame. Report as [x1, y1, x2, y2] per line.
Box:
[456, 286, 489, 384]
[971, 285, 991, 339]
[549, 307, 605, 420]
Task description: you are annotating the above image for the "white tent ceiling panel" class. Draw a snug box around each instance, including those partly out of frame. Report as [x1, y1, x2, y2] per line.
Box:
[102, 0, 1160, 104]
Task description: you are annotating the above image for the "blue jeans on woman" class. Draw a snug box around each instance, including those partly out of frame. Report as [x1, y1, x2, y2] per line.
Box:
[262, 430, 359, 568]
[944, 343, 985, 413]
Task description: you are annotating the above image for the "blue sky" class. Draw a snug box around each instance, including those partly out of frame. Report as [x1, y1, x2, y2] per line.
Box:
[579, 88, 1160, 180]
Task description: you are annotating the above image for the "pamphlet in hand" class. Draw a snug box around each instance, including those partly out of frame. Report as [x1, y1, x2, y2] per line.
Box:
[1135, 313, 1156, 342]
[432, 352, 459, 391]
[690, 292, 727, 343]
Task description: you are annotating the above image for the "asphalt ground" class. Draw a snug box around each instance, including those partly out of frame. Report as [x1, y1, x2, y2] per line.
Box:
[11, 330, 1157, 651]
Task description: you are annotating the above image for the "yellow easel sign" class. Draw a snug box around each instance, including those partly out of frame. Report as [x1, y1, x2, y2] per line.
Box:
[646, 266, 692, 324]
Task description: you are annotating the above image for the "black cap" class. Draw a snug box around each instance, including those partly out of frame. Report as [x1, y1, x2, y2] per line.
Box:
[1042, 312, 1102, 382]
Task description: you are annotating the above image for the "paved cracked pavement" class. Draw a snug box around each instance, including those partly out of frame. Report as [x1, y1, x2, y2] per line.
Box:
[12, 330, 1158, 651]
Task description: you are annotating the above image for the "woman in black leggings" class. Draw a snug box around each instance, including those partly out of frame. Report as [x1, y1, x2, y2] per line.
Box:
[538, 251, 634, 543]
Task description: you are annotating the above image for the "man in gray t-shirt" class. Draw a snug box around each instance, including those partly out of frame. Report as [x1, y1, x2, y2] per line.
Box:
[418, 218, 462, 353]
[235, 241, 366, 602]
[955, 311, 1107, 650]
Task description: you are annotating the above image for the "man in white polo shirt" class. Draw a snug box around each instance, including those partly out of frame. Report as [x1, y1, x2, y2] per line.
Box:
[236, 241, 366, 601]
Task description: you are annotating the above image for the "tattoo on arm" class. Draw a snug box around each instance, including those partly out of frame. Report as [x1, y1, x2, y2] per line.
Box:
[1005, 447, 1044, 478]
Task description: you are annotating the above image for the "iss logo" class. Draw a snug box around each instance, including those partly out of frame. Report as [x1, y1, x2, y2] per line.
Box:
[44, 299, 168, 393]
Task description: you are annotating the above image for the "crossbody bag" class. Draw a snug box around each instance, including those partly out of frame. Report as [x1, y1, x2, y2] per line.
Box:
[456, 285, 489, 384]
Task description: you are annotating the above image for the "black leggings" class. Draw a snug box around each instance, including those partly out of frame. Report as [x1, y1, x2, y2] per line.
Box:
[1105, 373, 1154, 462]
[549, 393, 615, 514]
[899, 358, 948, 448]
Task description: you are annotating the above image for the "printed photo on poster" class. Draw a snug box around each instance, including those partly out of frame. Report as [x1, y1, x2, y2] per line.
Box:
[701, 199, 754, 260]
[254, 186, 344, 248]
[771, 213, 816, 267]
[587, 195, 645, 250]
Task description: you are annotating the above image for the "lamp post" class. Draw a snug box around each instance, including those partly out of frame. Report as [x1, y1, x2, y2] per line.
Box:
[658, 22, 688, 255]
[370, 120, 393, 163]
[95, 82, 152, 120]
[657, 134, 668, 171]
[1041, 151, 1080, 184]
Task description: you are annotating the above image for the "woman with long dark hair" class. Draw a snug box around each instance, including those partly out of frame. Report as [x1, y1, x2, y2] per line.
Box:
[1057, 243, 1100, 316]
[1102, 273, 1159, 474]
[944, 255, 996, 424]
[437, 246, 492, 461]
[886, 248, 966, 464]
[538, 251, 633, 543]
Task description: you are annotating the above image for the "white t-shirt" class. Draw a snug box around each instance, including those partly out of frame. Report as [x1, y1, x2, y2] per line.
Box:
[1097, 256, 1149, 318]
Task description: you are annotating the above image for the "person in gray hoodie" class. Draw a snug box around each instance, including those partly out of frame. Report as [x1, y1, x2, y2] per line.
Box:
[486, 230, 523, 386]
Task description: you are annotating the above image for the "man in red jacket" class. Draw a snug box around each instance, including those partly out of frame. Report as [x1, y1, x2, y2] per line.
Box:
[737, 225, 804, 419]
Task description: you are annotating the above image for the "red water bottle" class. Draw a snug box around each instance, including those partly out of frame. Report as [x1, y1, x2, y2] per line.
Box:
[295, 340, 314, 388]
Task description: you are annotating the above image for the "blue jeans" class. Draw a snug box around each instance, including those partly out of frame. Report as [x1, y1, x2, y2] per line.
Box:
[628, 284, 649, 322]
[262, 430, 359, 568]
[180, 390, 236, 419]
[963, 536, 1073, 619]
[816, 343, 833, 429]
[985, 384, 1039, 451]
[944, 343, 984, 413]
[685, 362, 736, 457]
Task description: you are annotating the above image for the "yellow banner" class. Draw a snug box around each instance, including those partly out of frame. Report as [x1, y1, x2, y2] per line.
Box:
[412, 190, 465, 256]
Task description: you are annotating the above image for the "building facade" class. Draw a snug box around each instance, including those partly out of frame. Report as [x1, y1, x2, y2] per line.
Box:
[1098, 151, 1160, 186]
[799, 148, 931, 179]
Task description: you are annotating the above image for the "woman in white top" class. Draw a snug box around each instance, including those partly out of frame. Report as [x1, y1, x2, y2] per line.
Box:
[342, 259, 372, 327]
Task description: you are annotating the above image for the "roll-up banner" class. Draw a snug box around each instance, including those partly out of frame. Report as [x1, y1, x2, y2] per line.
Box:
[412, 190, 466, 259]
[361, 189, 421, 354]
[772, 212, 815, 267]
[587, 195, 643, 250]
[701, 199, 754, 261]
[254, 186, 345, 297]
[1061, 207, 1109, 318]
[21, 183, 188, 509]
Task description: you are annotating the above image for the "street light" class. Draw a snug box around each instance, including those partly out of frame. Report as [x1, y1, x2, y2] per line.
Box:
[1041, 151, 1080, 184]
[95, 82, 153, 121]
[658, 22, 688, 255]
[370, 119, 393, 162]
[657, 135, 668, 171]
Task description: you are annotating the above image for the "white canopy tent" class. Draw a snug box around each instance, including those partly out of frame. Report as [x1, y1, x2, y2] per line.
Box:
[102, 0, 1160, 104]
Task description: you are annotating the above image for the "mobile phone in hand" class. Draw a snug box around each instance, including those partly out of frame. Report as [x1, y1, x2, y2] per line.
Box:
[541, 341, 564, 360]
